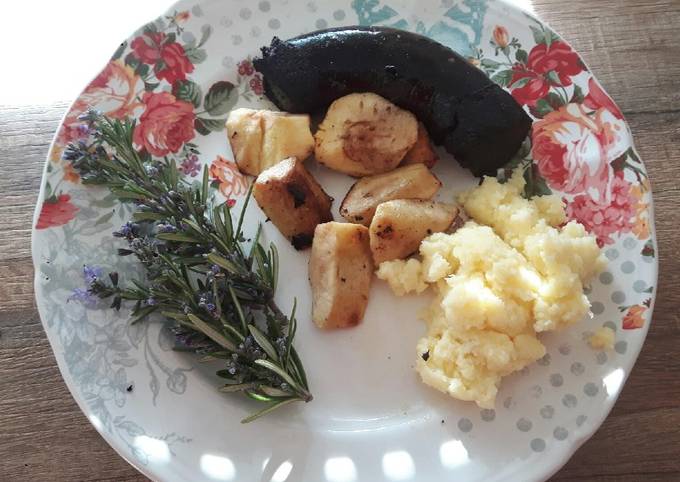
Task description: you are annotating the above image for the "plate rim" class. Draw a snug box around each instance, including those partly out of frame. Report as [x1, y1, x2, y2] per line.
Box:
[492, 1, 660, 478]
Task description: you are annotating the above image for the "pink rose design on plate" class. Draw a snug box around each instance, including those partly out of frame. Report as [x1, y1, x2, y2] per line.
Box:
[510, 40, 583, 107]
[36, 194, 79, 230]
[532, 103, 630, 201]
[566, 172, 636, 246]
[57, 60, 143, 146]
[130, 31, 195, 85]
[133, 92, 196, 156]
[584, 77, 623, 120]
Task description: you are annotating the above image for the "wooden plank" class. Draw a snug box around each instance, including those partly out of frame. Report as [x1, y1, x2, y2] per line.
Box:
[625, 112, 680, 195]
[533, 0, 680, 115]
[0, 311, 143, 481]
[554, 408, 680, 480]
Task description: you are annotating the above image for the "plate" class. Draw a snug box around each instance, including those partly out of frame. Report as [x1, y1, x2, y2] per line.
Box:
[32, 1, 658, 481]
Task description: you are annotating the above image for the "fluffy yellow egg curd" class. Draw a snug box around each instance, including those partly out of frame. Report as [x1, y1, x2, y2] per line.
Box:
[376, 171, 606, 408]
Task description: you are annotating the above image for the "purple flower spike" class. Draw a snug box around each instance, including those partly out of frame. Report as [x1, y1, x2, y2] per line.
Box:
[113, 222, 138, 240]
[83, 265, 103, 285]
[68, 288, 97, 308]
[157, 224, 177, 234]
[76, 123, 91, 138]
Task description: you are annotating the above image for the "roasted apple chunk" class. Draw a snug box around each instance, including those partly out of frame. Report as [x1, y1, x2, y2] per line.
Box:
[369, 199, 459, 264]
[226, 108, 314, 176]
[340, 164, 441, 226]
[314, 93, 418, 177]
[253, 157, 332, 249]
[309, 222, 373, 329]
[401, 123, 438, 168]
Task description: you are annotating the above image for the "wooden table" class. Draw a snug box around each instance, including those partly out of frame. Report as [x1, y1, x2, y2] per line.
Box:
[1, 0, 679, 480]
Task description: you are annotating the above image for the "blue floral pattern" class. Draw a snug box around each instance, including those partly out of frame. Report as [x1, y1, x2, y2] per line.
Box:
[351, 0, 488, 55]
[36, 194, 192, 464]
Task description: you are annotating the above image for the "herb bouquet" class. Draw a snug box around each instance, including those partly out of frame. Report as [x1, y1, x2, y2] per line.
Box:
[65, 110, 311, 423]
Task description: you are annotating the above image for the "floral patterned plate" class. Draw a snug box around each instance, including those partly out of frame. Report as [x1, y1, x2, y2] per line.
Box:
[32, 1, 657, 481]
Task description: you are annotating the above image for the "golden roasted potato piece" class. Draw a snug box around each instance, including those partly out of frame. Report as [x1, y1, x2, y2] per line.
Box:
[226, 108, 263, 175]
[340, 164, 442, 226]
[260, 112, 314, 170]
[314, 93, 418, 177]
[253, 157, 332, 249]
[309, 222, 373, 329]
[226, 108, 314, 176]
[401, 123, 438, 168]
[369, 200, 459, 264]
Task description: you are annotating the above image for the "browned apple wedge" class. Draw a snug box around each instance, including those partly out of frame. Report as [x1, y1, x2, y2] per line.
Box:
[369, 199, 459, 264]
[226, 108, 314, 176]
[309, 222, 373, 329]
[314, 93, 418, 177]
[253, 157, 332, 249]
[401, 123, 438, 168]
[339, 164, 442, 226]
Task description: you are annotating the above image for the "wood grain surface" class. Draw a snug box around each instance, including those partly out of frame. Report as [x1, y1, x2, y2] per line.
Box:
[1, 0, 679, 480]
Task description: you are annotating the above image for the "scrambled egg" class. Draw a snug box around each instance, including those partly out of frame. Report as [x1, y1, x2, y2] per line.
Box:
[376, 171, 606, 408]
[376, 258, 428, 296]
[589, 326, 616, 351]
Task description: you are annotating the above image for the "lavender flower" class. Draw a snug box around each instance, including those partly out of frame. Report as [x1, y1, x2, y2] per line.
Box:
[113, 222, 138, 240]
[157, 223, 177, 234]
[61, 148, 77, 162]
[76, 123, 91, 138]
[83, 265, 103, 285]
[197, 293, 219, 317]
[77, 109, 102, 126]
[121, 236, 165, 276]
[67, 265, 107, 307]
[67, 288, 97, 308]
[61, 141, 88, 162]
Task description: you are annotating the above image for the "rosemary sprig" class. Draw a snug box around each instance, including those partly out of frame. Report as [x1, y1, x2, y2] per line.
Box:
[65, 110, 311, 422]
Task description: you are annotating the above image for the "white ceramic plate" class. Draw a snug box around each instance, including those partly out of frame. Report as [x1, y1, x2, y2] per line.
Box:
[33, 0, 658, 480]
